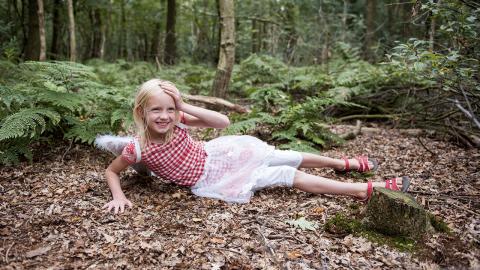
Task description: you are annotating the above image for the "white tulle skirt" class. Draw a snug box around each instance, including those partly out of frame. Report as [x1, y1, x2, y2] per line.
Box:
[191, 135, 301, 204]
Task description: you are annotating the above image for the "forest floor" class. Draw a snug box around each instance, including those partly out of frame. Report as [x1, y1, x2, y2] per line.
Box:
[1, 125, 479, 269]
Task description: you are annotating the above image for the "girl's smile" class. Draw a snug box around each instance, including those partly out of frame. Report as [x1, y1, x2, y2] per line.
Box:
[144, 90, 177, 139]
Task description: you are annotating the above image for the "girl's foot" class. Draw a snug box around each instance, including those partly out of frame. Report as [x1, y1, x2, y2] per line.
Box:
[355, 176, 410, 201]
[337, 156, 378, 173]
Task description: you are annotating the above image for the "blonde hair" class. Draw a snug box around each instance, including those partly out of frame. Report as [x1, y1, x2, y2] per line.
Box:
[133, 79, 180, 149]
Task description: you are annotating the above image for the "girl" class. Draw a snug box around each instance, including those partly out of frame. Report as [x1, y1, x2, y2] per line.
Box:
[96, 79, 410, 214]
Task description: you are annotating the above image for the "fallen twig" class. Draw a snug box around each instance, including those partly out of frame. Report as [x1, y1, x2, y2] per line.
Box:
[266, 234, 307, 245]
[183, 93, 250, 113]
[446, 200, 480, 216]
[256, 224, 282, 268]
[417, 137, 437, 157]
[61, 139, 73, 163]
[5, 242, 14, 264]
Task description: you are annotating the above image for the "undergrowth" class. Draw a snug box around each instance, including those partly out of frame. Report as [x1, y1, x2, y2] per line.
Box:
[0, 51, 453, 165]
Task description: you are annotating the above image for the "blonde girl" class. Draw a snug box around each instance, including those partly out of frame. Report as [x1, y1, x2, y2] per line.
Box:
[96, 79, 409, 214]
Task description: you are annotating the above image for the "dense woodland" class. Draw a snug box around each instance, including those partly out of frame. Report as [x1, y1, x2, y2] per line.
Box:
[0, 0, 479, 269]
[0, 0, 479, 164]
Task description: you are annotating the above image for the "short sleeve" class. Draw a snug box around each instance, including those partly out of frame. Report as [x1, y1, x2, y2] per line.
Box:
[121, 140, 140, 164]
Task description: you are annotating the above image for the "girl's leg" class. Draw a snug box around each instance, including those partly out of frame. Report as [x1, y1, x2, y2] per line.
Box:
[292, 170, 404, 200]
[299, 152, 374, 171]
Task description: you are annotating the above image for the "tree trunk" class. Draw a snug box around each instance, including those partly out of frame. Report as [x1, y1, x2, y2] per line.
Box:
[90, 8, 103, 58]
[25, 0, 39, 60]
[67, 0, 76, 62]
[428, 0, 440, 51]
[364, 0, 376, 62]
[284, 3, 297, 64]
[211, 0, 235, 99]
[342, 0, 348, 42]
[151, 22, 161, 62]
[164, 0, 177, 65]
[37, 0, 46, 61]
[100, 18, 106, 59]
[119, 0, 127, 59]
[50, 0, 61, 59]
[251, 19, 259, 54]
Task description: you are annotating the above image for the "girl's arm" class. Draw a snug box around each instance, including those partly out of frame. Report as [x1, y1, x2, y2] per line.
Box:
[102, 156, 132, 214]
[181, 103, 230, 128]
[161, 81, 230, 129]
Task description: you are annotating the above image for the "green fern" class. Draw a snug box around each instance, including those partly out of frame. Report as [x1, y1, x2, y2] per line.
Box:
[0, 84, 31, 110]
[0, 139, 32, 165]
[277, 139, 319, 153]
[64, 112, 123, 144]
[223, 112, 278, 135]
[0, 108, 61, 141]
[37, 90, 88, 112]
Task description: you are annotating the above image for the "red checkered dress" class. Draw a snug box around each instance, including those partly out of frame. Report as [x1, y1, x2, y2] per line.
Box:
[121, 126, 207, 186]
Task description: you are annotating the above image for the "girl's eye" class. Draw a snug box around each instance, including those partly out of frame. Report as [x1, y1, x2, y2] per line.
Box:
[168, 108, 175, 112]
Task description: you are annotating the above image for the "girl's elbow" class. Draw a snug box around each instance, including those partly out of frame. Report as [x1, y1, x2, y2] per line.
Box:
[220, 116, 230, 128]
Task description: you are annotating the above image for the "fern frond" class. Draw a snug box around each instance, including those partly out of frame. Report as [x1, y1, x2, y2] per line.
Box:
[38, 90, 88, 112]
[0, 84, 30, 110]
[0, 108, 60, 141]
[223, 117, 261, 135]
[278, 139, 319, 153]
[223, 112, 279, 135]
[0, 139, 32, 165]
[64, 113, 121, 144]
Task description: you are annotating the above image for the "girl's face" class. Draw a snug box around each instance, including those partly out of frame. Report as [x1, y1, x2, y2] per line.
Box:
[143, 90, 176, 139]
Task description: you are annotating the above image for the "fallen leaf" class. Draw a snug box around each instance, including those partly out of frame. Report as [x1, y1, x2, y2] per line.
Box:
[102, 233, 115, 243]
[286, 250, 303, 260]
[26, 246, 51, 258]
[210, 237, 226, 244]
[286, 217, 319, 231]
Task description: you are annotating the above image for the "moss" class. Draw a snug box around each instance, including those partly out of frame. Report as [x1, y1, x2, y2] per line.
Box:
[428, 214, 451, 234]
[325, 213, 417, 252]
[325, 213, 363, 235]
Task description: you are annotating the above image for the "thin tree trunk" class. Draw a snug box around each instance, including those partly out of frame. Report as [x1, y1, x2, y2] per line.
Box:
[284, 3, 297, 64]
[212, 0, 235, 99]
[25, 0, 39, 60]
[119, 0, 127, 58]
[151, 22, 161, 62]
[90, 8, 102, 58]
[364, 0, 376, 62]
[37, 0, 46, 60]
[251, 19, 258, 54]
[342, 0, 348, 42]
[100, 15, 106, 59]
[67, 0, 76, 61]
[429, 0, 440, 51]
[50, 0, 61, 59]
[164, 0, 176, 65]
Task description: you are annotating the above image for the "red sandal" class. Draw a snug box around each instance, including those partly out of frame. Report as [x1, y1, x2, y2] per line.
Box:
[360, 176, 410, 202]
[337, 156, 378, 173]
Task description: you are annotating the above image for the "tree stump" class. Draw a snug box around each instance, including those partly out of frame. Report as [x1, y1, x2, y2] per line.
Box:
[363, 188, 432, 238]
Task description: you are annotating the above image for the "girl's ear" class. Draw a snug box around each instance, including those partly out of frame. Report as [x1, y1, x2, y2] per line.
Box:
[136, 106, 144, 116]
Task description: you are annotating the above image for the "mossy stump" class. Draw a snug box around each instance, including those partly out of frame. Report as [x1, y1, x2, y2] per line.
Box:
[363, 188, 432, 238]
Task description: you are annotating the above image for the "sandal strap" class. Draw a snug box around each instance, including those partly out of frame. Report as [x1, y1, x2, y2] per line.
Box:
[366, 180, 373, 200]
[342, 157, 350, 171]
[385, 178, 400, 191]
[355, 156, 369, 172]
[392, 178, 399, 190]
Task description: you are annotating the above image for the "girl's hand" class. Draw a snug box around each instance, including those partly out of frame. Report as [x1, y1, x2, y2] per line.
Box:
[102, 198, 133, 214]
[160, 81, 185, 111]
